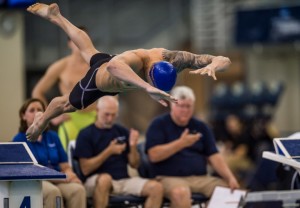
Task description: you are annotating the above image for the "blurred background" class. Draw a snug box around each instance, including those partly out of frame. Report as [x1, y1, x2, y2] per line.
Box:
[0, 0, 299, 143]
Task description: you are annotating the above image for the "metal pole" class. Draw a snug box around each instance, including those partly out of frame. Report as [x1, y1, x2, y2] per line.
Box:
[56, 196, 61, 208]
[3, 198, 9, 208]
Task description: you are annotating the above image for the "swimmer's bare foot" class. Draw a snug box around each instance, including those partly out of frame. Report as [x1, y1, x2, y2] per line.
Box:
[27, 3, 60, 21]
[26, 112, 48, 142]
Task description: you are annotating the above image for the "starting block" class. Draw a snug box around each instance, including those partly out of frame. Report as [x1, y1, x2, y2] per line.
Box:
[0, 142, 66, 208]
[242, 132, 300, 207]
[241, 189, 300, 208]
[263, 132, 300, 173]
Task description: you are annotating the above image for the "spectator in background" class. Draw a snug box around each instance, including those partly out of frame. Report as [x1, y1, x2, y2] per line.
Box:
[220, 114, 253, 186]
[74, 96, 163, 208]
[145, 86, 239, 208]
[32, 27, 96, 151]
[13, 98, 86, 208]
[246, 117, 279, 191]
[249, 118, 275, 162]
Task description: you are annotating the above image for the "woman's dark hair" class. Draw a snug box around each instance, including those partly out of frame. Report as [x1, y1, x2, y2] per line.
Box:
[19, 98, 46, 133]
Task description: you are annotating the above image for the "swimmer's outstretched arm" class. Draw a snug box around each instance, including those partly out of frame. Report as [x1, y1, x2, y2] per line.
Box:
[27, 3, 98, 63]
[162, 50, 231, 80]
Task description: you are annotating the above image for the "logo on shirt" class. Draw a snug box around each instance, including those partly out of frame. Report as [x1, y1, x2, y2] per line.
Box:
[48, 143, 56, 148]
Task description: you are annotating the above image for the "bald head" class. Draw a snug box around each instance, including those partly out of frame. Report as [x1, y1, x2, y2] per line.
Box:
[96, 96, 119, 129]
[97, 96, 119, 110]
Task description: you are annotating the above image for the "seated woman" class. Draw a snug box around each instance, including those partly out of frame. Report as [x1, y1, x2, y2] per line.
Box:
[12, 98, 86, 208]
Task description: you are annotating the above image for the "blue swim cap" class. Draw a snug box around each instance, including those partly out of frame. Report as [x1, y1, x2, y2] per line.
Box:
[149, 61, 177, 92]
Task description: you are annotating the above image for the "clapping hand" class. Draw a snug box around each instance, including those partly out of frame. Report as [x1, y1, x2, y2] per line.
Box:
[129, 128, 139, 147]
[179, 128, 202, 147]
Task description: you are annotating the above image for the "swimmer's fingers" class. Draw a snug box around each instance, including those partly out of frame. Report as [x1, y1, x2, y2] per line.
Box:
[189, 67, 217, 80]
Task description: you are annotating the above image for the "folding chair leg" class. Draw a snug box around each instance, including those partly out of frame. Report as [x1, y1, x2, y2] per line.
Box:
[56, 196, 62, 208]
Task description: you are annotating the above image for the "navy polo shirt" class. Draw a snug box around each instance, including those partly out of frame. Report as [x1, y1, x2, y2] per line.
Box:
[74, 124, 130, 180]
[145, 113, 218, 177]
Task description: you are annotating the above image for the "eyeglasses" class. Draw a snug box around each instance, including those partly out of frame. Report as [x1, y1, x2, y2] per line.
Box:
[174, 103, 193, 109]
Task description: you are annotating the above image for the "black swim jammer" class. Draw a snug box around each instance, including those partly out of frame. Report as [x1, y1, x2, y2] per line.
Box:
[69, 53, 119, 109]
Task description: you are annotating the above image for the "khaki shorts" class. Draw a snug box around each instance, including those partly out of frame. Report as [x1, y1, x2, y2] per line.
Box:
[85, 174, 148, 197]
[157, 175, 228, 197]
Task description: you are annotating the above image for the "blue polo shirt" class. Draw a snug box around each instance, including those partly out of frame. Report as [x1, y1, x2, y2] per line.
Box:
[145, 113, 218, 177]
[74, 124, 130, 180]
[13, 131, 68, 171]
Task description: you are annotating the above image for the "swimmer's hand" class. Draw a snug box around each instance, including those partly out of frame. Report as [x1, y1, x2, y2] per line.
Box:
[189, 56, 231, 80]
[189, 65, 217, 80]
[146, 86, 177, 107]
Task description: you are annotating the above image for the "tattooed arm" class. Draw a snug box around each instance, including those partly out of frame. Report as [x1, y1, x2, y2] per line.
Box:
[162, 50, 231, 80]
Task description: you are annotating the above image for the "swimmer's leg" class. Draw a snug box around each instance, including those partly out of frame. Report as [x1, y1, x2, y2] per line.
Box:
[26, 94, 77, 142]
[27, 3, 98, 63]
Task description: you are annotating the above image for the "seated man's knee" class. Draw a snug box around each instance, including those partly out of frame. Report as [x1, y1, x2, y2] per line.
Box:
[73, 184, 86, 197]
[142, 180, 164, 196]
[168, 186, 191, 202]
[96, 174, 113, 189]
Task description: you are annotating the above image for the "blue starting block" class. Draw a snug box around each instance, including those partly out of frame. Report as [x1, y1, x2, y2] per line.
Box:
[263, 132, 300, 173]
[0, 142, 66, 208]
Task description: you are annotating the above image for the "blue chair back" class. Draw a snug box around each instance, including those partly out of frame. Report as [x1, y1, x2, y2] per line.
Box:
[137, 142, 155, 178]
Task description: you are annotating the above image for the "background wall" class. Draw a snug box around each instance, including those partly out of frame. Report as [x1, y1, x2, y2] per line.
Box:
[0, 11, 24, 141]
[246, 47, 300, 134]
